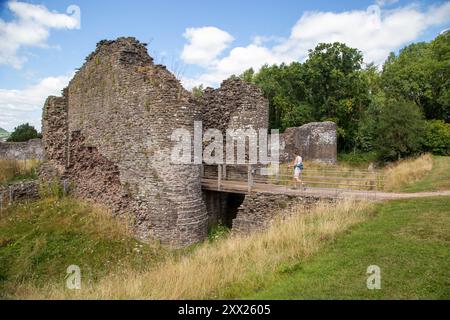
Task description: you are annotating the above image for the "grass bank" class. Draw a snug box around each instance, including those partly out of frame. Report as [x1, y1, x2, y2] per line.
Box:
[2, 194, 449, 299]
[0, 197, 172, 298]
[7, 198, 372, 299]
[248, 197, 450, 299]
[383, 155, 450, 192]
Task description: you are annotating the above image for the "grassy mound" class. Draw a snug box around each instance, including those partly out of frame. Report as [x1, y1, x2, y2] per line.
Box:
[383, 155, 450, 192]
[0, 196, 171, 298]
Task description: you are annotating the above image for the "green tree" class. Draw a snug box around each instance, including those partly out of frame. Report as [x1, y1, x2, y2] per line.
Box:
[381, 31, 449, 122]
[429, 31, 450, 121]
[376, 99, 425, 160]
[7, 123, 41, 142]
[355, 64, 385, 152]
[303, 42, 370, 150]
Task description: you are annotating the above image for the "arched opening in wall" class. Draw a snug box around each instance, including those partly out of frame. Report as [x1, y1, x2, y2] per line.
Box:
[203, 190, 245, 229]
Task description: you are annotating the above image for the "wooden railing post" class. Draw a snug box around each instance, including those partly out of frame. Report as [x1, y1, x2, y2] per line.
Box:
[248, 164, 253, 193]
[8, 186, 13, 206]
[275, 164, 280, 184]
[218, 164, 222, 191]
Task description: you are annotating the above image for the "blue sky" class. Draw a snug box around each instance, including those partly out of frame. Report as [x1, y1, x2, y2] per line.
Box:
[0, 0, 449, 131]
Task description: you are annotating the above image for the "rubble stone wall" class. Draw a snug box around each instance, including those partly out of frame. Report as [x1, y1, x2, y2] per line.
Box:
[232, 192, 335, 234]
[199, 78, 269, 134]
[0, 181, 40, 208]
[0, 139, 43, 161]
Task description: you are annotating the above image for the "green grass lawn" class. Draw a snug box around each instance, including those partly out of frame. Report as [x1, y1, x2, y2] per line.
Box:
[246, 197, 450, 299]
[400, 156, 450, 192]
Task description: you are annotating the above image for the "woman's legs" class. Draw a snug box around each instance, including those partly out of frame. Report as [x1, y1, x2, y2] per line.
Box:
[293, 168, 300, 188]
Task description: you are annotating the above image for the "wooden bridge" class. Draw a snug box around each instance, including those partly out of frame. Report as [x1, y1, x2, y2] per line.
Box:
[200, 164, 431, 201]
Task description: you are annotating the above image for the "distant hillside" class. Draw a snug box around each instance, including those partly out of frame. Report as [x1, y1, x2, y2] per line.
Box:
[0, 128, 10, 141]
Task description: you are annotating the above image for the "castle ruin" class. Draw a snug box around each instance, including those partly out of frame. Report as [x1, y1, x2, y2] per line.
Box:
[39, 37, 337, 247]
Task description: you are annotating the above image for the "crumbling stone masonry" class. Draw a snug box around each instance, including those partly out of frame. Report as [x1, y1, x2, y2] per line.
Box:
[197, 78, 270, 220]
[0, 181, 40, 209]
[232, 192, 335, 234]
[0, 139, 43, 161]
[199, 78, 269, 134]
[40, 37, 207, 247]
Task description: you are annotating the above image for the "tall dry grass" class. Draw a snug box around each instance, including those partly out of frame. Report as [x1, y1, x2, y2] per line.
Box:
[0, 159, 40, 184]
[383, 154, 433, 191]
[15, 199, 373, 299]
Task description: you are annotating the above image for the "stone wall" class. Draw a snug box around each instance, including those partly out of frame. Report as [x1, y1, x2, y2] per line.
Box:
[0, 139, 43, 160]
[0, 181, 40, 209]
[232, 192, 334, 234]
[41, 37, 207, 247]
[199, 78, 269, 135]
[281, 121, 337, 164]
[40, 94, 68, 180]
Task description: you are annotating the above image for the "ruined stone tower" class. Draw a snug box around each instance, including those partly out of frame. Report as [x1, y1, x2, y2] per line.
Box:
[41, 37, 207, 247]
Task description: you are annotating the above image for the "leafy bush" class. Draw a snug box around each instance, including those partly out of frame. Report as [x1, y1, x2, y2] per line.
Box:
[7, 123, 41, 142]
[422, 120, 450, 156]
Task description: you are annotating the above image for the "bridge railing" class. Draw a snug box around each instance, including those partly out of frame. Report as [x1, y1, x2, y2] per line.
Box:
[201, 164, 385, 192]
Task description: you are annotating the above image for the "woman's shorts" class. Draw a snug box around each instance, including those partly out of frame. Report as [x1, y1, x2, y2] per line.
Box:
[294, 167, 302, 179]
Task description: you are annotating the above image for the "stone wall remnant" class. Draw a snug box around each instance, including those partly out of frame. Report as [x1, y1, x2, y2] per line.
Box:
[199, 78, 269, 134]
[281, 121, 337, 164]
[0, 139, 43, 161]
[232, 192, 335, 234]
[0, 181, 40, 208]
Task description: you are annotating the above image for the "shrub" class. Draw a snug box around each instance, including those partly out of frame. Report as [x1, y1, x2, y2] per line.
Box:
[422, 120, 450, 156]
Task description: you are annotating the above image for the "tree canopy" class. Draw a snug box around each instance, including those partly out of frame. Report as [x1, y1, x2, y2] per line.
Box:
[235, 32, 449, 160]
[7, 123, 41, 142]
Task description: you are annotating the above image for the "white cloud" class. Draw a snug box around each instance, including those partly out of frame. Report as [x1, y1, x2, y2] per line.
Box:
[181, 26, 234, 67]
[181, 2, 450, 88]
[0, 74, 72, 131]
[0, 1, 79, 68]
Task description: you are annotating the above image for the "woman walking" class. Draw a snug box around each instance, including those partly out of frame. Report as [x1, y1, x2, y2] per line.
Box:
[289, 152, 304, 190]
